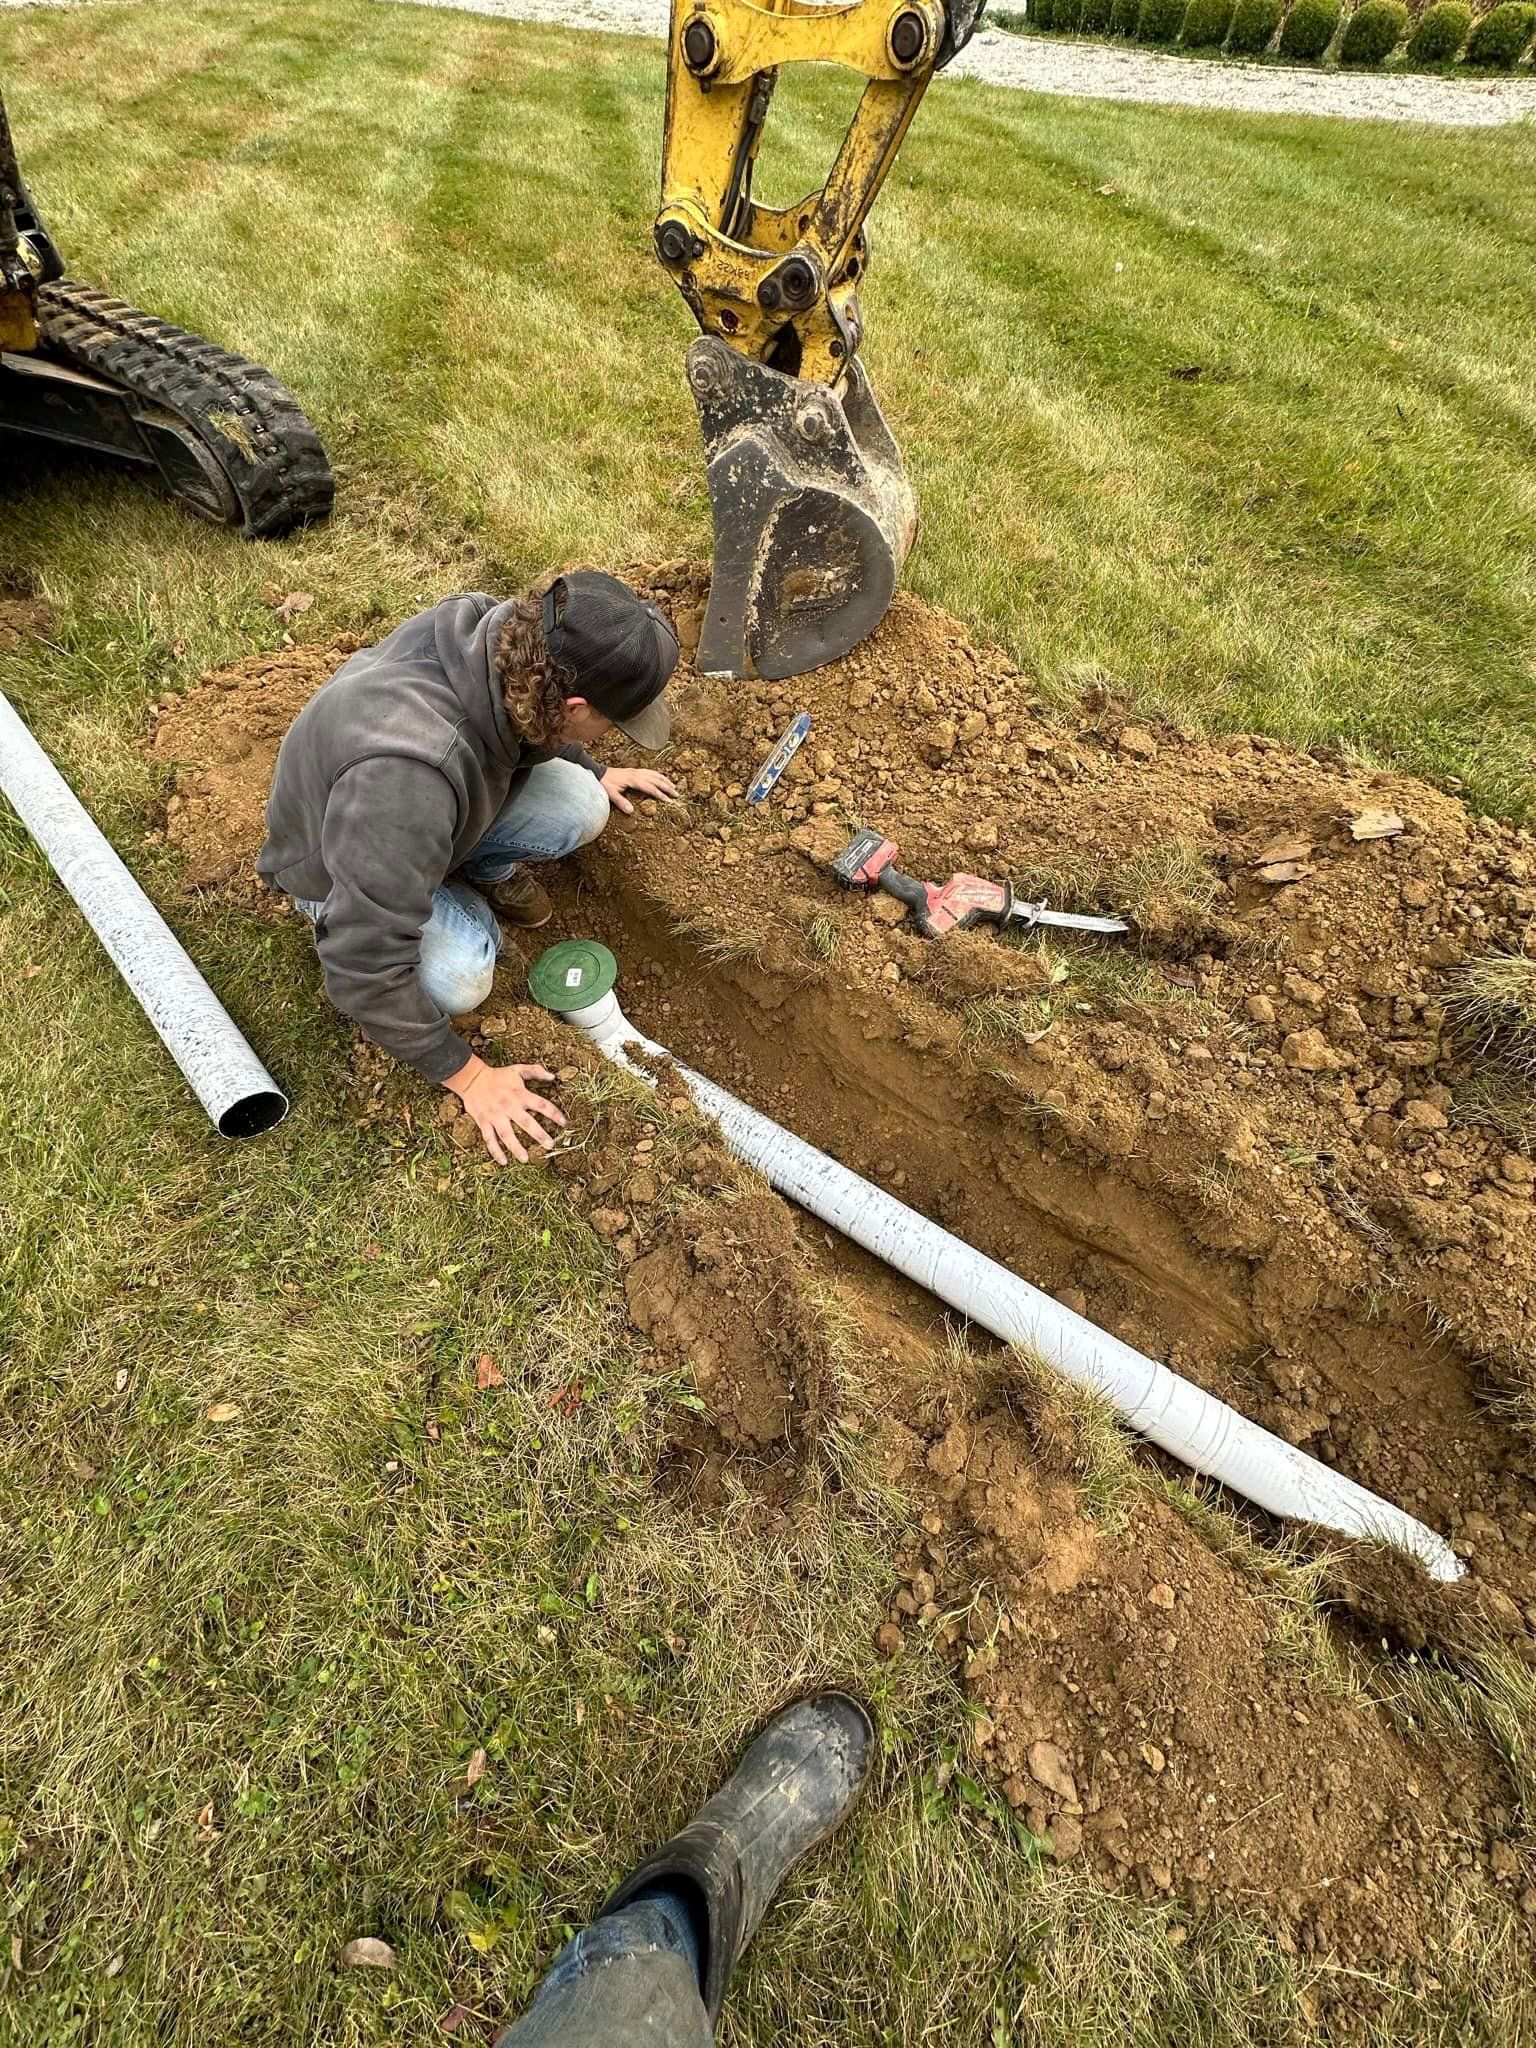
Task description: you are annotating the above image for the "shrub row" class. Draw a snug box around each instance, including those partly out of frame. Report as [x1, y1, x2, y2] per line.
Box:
[1222, 0, 1277, 44]
[1467, 0, 1536, 61]
[1026, 0, 1536, 64]
[1279, 0, 1341, 56]
[1180, 0, 1234, 39]
[1406, 0, 1472, 55]
[1340, 0, 1407, 59]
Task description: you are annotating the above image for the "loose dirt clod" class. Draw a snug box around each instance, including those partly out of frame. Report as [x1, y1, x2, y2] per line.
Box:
[0, 590, 52, 650]
[147, 638, 362, 890]
[338, 1937, 396, 1970]
[626, 1189, 822, 1463]
[149, 568, 1536, 1993]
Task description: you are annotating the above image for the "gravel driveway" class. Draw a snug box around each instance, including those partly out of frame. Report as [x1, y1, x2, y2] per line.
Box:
[948, 26, 1536, 120]
[385, 0, 1536, 126]
[3, 0, 1532, 123]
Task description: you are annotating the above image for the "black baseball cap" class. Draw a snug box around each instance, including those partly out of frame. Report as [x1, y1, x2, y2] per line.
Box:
[542, 571, 678, 751]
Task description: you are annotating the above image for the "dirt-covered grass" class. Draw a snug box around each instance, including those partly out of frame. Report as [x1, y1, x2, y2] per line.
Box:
[1447, 947, 1536, 1173]
[3, 2, 1536, 2042]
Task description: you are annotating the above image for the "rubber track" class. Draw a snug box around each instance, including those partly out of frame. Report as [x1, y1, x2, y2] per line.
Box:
[35, 277, 334, 539]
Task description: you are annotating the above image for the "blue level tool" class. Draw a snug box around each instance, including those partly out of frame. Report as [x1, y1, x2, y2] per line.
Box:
[746, 712, 812, 805]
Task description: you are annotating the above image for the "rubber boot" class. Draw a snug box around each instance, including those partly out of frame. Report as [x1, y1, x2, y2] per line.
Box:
[601, 1693, 873, 2022]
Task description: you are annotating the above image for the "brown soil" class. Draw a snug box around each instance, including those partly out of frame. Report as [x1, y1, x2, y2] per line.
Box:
[892, 1395, 1508, 1969]
[626, 1189, 822, 1475]
[148, 569, 1536, 1993]
[143, 638, 363, 890]
[0, 594, 53, 651]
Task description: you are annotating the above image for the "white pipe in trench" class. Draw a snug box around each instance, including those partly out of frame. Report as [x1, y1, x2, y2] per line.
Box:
[560, 986, 1462, 1584]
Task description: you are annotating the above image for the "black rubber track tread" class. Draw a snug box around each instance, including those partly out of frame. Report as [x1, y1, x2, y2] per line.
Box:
[34, 277, 334, 539]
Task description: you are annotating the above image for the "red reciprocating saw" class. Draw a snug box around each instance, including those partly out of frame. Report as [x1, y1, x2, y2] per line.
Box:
[831, 829, 1128, 940]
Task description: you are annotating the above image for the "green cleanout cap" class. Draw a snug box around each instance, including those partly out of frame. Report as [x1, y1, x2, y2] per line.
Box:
[528, 939, 619, 1013]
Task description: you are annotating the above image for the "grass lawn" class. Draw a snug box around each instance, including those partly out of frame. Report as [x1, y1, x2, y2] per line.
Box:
[2, 2, 1535, 2042]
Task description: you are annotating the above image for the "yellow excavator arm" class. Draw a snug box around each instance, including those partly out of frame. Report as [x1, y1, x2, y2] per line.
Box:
[656, 0, 985, 678]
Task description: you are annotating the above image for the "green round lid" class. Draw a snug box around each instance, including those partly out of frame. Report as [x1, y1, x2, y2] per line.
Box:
[528, 939, 619, 1013]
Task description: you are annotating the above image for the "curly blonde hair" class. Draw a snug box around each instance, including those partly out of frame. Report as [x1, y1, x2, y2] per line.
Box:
[493, 589, 574, 749]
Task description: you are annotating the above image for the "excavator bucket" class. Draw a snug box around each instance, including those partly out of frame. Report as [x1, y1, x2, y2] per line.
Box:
[686, 336, 917, 681]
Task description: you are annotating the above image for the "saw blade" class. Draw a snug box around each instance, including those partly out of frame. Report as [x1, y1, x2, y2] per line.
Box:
[1011, 899, 1129, 935]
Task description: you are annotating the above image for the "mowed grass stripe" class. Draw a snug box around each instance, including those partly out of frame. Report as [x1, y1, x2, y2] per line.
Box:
[1, 6, 308, 275]
[367, 31, 696, 563]
[5, 3, 1535, 804]
[870, 101, 1536, 788]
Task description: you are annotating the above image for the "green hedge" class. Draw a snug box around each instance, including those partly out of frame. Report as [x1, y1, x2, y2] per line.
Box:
[1226, 0, 1281, 47]
[1465, 0, 1535, 62]
[1405, 0, 1472, 57]
[1135, 0, 1189, 35]
[1338, 0, 1408, 59]
[1018, 0, 1526, 60]
[1279, 0, 1341, 55]
[1181, 0, 1235, 39]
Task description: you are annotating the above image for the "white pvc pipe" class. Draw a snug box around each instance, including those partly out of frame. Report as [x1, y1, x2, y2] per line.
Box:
[0, 692, 287, 1139]
[561, 986, 1462, 1583]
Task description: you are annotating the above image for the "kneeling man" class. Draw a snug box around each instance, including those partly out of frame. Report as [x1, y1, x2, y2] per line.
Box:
[258, 573, 679, 1163]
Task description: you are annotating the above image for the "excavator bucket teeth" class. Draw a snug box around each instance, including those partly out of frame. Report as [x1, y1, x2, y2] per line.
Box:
[687, 337, 917, 680]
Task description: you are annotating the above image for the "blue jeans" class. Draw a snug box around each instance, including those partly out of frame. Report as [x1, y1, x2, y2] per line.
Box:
[298, 757, 609, 1016]
[494, 1890, 711, 2047]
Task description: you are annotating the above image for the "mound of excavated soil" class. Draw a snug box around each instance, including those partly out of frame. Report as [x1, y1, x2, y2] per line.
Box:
[627, 1189, 823, 1468]
[148, 571, 1536, 1995]
[891, 1402, 1508, 1970]
[144, 638, 364, 890]
[148, 577, 1536, 1606]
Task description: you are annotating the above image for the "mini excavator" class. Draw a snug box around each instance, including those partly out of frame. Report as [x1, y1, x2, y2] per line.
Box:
[0, 86, 331, 537]
[656, 0, 985, 679]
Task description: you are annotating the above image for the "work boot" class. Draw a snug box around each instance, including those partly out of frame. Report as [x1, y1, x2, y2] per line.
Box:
[601, 1693, 873, 2022]
[483, 870, 552, 929]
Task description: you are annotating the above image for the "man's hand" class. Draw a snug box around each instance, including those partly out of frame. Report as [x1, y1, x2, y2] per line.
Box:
[601, 765, 680, 815]
[446, 1055, 566, 1166]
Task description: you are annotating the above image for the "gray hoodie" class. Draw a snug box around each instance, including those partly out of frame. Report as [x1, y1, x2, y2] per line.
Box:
[258, 593, 601, 1084]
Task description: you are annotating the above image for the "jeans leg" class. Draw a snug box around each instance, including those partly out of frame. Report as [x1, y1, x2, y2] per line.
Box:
[493, 1898, 713, 2048]
[417, 884, 500, 1016]
[295, 887, 499, 1019]
[461, 758, 611, 884]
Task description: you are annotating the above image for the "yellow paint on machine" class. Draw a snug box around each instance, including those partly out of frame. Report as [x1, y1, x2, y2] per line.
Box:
[0, 283, 38, 353]
[656, 0, 946, 383]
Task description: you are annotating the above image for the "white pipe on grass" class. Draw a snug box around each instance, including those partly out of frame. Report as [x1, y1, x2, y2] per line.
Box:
[0, 691, 287, 1139]
[560, 983, 1462, 1584]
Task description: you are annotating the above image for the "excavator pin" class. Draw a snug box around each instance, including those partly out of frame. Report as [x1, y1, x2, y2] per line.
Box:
[687, 336, 917, 681]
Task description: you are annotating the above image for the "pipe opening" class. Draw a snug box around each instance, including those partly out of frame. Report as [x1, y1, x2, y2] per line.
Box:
[217, 1088, 290, 1140]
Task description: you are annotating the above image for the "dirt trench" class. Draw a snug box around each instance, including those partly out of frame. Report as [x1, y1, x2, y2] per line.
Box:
[146, 571, 1536, 1995]
[536, 854, 1536, 1627]
[484, 889, 1535, 1986]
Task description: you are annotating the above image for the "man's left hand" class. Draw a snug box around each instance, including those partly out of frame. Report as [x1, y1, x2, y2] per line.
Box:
[601, 766, 680, 815]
